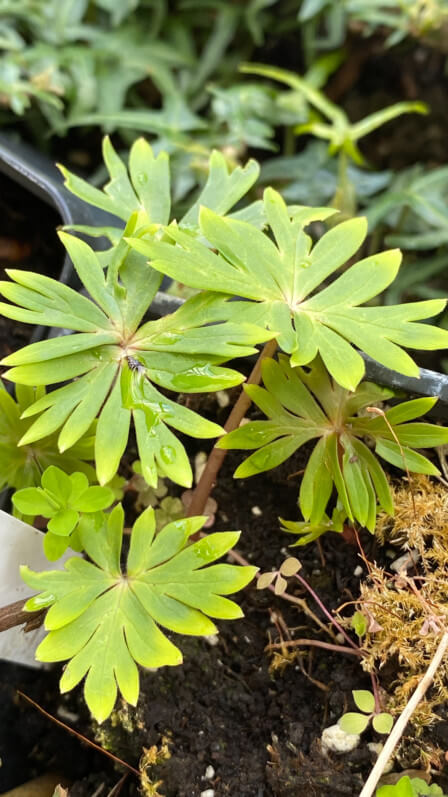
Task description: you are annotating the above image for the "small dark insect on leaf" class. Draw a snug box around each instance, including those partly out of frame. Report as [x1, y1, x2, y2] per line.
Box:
[349, 455, 358, 464]
[126, 355, 145, 374]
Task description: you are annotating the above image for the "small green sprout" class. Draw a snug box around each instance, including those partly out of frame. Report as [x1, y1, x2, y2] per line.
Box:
[339, 690, 393, 736]
[12, 466, 114, 560]
[377, 775, 447, 796]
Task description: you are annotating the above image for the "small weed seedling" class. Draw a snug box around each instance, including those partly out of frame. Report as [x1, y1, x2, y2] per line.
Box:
[339, 690, 393, 735]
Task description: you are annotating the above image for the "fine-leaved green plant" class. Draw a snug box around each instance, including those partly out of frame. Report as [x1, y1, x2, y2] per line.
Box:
[21, 505, 257, 722]
[130, 187, 448, 391]
[12, 465, 115, 560]
[218, 356, 448, 533]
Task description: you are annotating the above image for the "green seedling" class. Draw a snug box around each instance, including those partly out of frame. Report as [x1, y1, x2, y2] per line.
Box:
[0, 381, 96, 493]
[12, 466, 115, 560]
[377, 775, 448, 796]
[0, 231, 270, 489]
[130, 187, 448, 391]
[21, 505, 257, 722]
[219, 355, 448, 532]
[339, 689, 393, 735]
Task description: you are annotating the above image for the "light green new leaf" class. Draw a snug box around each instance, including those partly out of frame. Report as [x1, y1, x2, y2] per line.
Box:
[130, 188, 448, 390]
[353, 690, 375, 714]
[339, 712, 370, 735]
[12, 466, 114, 559]
[220, 355, 448, 533]
[60, 136, 260, 243]
[21, 507, 257, 722]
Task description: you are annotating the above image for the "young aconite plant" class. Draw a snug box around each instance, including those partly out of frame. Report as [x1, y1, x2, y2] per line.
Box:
[129, 187, 448, 391]
[219, 356, 448, 534]
[21, 505, 256, 723]
[0, 231, 270, 488]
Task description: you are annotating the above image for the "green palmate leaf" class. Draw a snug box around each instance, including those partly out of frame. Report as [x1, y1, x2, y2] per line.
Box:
[12, 466, 115, 560]
[219, 355, 448, 533]
[0, 234, 271, 487]
[0, 381, 97, 494]
[129, 188, 448, 391]
[21, 506, 257, 722]
[60, 135, 260, 243]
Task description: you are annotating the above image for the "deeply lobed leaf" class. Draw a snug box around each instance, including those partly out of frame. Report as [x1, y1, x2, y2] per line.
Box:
[219, 355, 448, 533]
[22, 506, 257, 722]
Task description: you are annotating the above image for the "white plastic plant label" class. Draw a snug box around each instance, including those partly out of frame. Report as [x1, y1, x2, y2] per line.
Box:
[0, 509, 70, 667]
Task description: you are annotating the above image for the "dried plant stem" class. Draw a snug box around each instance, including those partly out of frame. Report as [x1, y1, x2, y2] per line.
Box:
[266, 638, 361, 656]
[186, 338, 278, 518]
[359, 630, 448, 797]
[0, 597, 43, 632]
[17, 690, 140, 777]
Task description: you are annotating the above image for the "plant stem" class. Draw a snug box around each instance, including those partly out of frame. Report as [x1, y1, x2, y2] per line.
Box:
[295, 572, 360, 652]
[0, 597, 44, 632]
[359, 630, 448, 797]
[186, 338, 278, 518]
[266, 638, 361, 656]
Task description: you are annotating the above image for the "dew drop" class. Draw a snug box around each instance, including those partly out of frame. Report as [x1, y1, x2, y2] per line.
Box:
[160, 445, 176, 464]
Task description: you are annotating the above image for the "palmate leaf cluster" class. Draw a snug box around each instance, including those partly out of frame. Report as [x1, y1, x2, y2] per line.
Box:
[59, 135, 263, 247]
[132, 186, 448, 391]
[21, 505, 257, 723]
[219, 356, 448, 535]
[0, 230, 270, 488]
[376, 776, 447, 796]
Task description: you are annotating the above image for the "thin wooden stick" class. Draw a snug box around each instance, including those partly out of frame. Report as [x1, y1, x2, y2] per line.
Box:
[0, 597, 44, 632]
[17, 690, 140, 777]
[359, 630, 448, 797]
[186, 338, 278, 518]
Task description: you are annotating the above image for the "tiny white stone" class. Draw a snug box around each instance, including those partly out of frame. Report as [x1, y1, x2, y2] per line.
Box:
[216, 390, 229, 408]
[321, 724, 360, 755]
[391, 549, 420, 573]
[205, 765, 215, 780]
[367, 742, 394, 774]
[251, 505, 262, 516]
[204, 634, 219, 646]
[335, 633, 345, 644]
[200, 790, 215, 797]
[354, 565, 363, 577]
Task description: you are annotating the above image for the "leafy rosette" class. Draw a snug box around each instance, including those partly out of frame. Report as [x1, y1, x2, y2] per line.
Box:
[218, 356, 448, 532]
[21, 505, 257, 722]
[0, 231, 272, 488]
[129, 188, 448, 391]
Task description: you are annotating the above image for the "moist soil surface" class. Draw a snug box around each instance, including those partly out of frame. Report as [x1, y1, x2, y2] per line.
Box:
[2, 448, 439, 797]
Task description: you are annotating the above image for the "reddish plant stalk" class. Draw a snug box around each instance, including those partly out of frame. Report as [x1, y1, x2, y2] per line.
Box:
[186, 338, 278, 518]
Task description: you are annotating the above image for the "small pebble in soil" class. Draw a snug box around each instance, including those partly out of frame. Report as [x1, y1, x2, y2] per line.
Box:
[200, 790, 215, 797]
[251, 505, 262, 516]
[321, 724, 361, 754]
[204, 634, 219, 646]
[367, 742, 394, 773]
[216, 390, 229, 408]
[203, 765, 215, 780]
[354, 565, 363, 577]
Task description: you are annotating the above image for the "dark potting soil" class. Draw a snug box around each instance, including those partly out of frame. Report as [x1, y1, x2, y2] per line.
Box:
[0, 170, 64, 363]
[0, 448, 391, 797]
